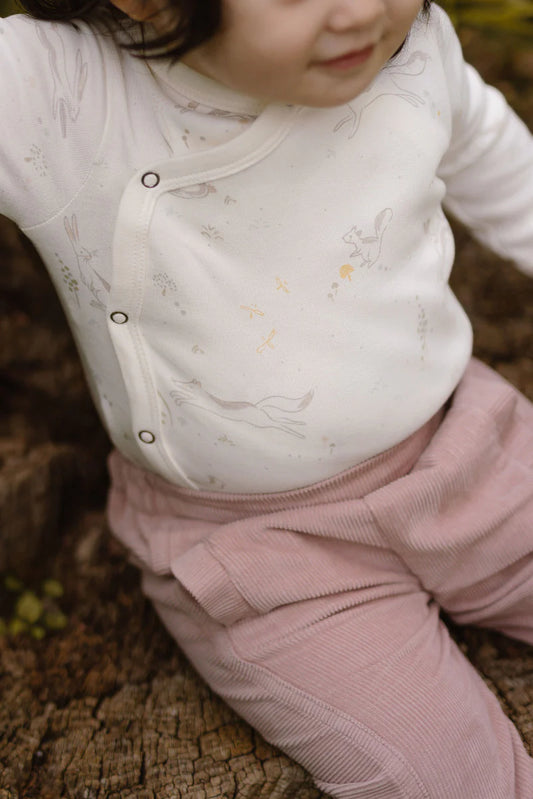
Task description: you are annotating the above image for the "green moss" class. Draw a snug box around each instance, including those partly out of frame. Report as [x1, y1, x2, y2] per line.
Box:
[0, 572, 68, 639]
[42, 579, 65, 599]
[15, 591, 43, 624]
[43, 610, 68, 630]
[4, 574, 24, 592]
[8, 617, 29, 636]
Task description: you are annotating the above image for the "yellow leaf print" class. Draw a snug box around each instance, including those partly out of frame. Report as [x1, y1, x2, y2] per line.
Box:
[339, 264, 354, 281]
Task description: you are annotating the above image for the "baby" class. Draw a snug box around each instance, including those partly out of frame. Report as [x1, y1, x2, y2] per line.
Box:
[1, 0, 533, 796]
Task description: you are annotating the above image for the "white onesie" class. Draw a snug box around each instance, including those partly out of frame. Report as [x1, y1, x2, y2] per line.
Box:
[0, 6, 532, 492]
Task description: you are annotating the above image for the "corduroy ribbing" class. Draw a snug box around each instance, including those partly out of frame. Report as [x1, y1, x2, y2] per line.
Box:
[107, 358, 533, 799]
[108, 407, 443, 520]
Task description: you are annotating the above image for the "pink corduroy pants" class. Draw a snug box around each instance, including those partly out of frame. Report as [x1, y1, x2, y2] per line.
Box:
[107, 359, 533, 799]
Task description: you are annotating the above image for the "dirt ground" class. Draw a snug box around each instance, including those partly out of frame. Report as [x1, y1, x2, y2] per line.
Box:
[0, 23, 532, 799]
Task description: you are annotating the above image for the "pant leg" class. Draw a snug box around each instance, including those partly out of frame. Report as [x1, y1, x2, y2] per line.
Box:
[132, 475, 533, 799]
[363, 360, 533, 644]
[106, 357, 533, 798]
[144, 565, 533, 799]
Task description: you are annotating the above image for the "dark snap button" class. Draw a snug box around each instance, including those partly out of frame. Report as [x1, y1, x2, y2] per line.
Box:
[138, 430, 156, 444]
[110, 311, 128, 324]
[141, 172, 160, 188]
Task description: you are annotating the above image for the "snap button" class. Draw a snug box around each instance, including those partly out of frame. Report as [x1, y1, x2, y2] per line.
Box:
[110, 311, 128, 324]
[141, 172, 160, 188]
[138, 430, 156, 444]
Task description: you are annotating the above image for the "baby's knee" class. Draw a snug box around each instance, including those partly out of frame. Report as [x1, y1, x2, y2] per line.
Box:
[306, 713, 533, 799]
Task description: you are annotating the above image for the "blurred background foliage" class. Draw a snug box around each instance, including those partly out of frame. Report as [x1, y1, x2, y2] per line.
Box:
[444, 0, 533, 35]
[0, 0, 533, 37]
[0, 0, 17, 15]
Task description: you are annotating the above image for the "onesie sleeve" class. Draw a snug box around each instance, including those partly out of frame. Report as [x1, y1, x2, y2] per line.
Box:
[434, 6, 533, 276]
[0, 14, 107, 229]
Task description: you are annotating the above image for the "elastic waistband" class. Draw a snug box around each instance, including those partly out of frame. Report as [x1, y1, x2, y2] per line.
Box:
[107, 409, 444, 522]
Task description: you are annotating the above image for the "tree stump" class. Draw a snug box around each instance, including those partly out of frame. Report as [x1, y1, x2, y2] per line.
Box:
[0, 26, 533, 799]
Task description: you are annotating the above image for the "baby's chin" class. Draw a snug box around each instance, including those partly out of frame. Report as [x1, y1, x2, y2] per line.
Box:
[273, 70, 381, 109]
[275, 85, 375, 110]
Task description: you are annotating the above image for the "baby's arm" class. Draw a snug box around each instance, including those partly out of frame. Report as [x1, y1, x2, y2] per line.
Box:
[435, 7, 533, 277]
[0, 14, 105, 230]
[0, 15, 108, 575]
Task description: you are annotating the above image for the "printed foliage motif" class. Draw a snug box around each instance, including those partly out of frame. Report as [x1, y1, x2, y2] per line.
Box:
[201, 225, 224, 241]
[343, 208, 393, 268]
[194, 474, 227, 491]
[327, 282, 339, 301]
[416, 296, 429, 360]
[153, 272, 177, 296]
[56, 254, 80, 307]
[339, 264, 354, 281]
[170, 379, 314, 439]
[36, 24, 88, 138]
[334, 51, 429, 139]
[24, 145, 48, 177]
[64, 215, 110, 310]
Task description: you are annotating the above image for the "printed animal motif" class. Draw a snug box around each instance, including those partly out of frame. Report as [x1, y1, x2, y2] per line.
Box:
[334, 50, 430, 139]
[175, 100, 256, 124]
[343, 208, 393, 268]
[64, 215, 110, 310]
[36, 24, 88, 138]
[170, 379, 314, 439]
[208, 109, 258, 123]
[382, 50, 431, 102]
[170, 183, 217, 200]
[158, 391, 173, 428]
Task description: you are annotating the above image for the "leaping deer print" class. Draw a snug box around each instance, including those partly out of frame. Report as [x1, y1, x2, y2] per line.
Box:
[169, 379, 314, 439]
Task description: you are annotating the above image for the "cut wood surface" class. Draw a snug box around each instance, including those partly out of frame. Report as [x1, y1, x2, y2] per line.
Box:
[0, 26, 532, 799]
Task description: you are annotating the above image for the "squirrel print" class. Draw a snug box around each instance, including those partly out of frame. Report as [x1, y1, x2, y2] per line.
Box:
[343, 208, 393, 268]
[170, 379, 314, 439]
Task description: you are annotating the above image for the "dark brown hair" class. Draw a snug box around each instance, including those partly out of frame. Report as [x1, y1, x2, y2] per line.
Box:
[17, 0, 432, 60]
